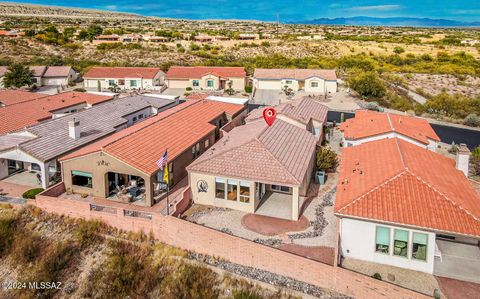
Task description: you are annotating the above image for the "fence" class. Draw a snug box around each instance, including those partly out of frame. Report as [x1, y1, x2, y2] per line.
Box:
[32, 193, 427, 299]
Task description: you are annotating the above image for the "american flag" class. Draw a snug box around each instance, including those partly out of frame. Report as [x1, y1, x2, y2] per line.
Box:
[156, 150, 168, 170]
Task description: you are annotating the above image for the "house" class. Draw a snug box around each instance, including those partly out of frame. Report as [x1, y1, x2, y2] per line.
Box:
[0, 90, 46, 107]
[0, 30, 20, 37]
[42, 66, 77, 86]
[59, 98, 247, 207]
[253, 68, 338, 94]
[336, 138, 480, 275]
[238, 33, 258, 40]
[0, 66, 77, 88]
[83, 67, 165, 91]
[93, 34, 121, 44]
[0, 92, 114, 134]
[0, 96, 178, 189]
[245, 96, 329, 142]
[165, 66, 246, 91]
[339, 110, 440, 151]
[188, 98, 329, 220]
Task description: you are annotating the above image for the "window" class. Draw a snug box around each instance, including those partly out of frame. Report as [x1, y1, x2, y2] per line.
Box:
[375, 226, 390, 254]
[215, 178, 225, 199]
[118, 79, 125, 85]
[72, 170, 92, 188]
[192, 143, 201, 159]
[204, 139, 209, 148]
[108, 80, 115, 86]
[412, 233, 428, 261]
[193, 80, 200, 87]
[227, 180, 238, 201]
[239, 181, 250, 203]
[31, 78, 38, 83]
[394, 229, 409, 257]
[271, 185, 291, 193]
[132, 116, 137, 122]
[285, 80, 292, 84]
[138, 114, 144, 119]
[130, 80, 137, 87]
[311, 81, 319, 88]
[207, 80, 214, 88]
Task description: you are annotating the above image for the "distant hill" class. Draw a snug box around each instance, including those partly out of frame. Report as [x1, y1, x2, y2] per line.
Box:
[292, 16, 480, 27]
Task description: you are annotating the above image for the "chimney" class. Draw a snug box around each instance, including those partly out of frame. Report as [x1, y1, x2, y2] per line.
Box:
[455, 143, 470, 177]
[68, 118, 80, 140]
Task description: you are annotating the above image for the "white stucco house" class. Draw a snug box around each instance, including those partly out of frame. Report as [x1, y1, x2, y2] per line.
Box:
[165, 66, 246, 91]
[336, 138, 480, 278]
[0, 66, 77, 88]
[339, 110, 441, 151]
[253, 68, 338, 94]
[83, 67, 165, 91]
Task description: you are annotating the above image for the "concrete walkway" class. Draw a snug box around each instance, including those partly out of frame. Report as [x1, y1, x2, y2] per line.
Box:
[434, 240, 480, 284]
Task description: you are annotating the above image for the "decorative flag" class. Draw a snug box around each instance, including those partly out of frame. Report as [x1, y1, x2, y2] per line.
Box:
[156, 150, 168, 170]
[163, 166, 169, 184]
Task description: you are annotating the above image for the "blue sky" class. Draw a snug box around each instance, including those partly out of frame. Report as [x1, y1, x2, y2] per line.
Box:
[6, 0, 480, 21]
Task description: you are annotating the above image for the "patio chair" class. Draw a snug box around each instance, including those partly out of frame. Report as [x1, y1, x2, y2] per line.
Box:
[434, 242, 442, 262]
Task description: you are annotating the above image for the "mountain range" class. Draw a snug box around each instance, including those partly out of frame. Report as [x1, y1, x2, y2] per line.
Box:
[292, 16, 480, 27]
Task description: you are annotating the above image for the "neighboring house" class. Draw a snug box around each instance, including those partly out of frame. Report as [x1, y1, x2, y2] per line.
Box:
[59, 98, 247, 207]
[0, 66, 77, 88]
[253, 68, 338, 94]
[339, 110, 440, 151]
[165, 66, 247, 91]
[336, 138, 480, 275]
[42, 66, 77, 86]
[245, 96, 329, 143]
[0, 96, 178, 189]
[188, 97, 329, 220]
[0, 90, 46, 107]
[0, 92, 114, 134]
[83, 67, 165, 91]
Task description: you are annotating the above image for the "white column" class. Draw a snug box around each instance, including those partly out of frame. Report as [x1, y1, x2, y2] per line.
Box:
[0, 159, 8, 180]
[292, 187, 299, 221]
[39, 162, 49, 189]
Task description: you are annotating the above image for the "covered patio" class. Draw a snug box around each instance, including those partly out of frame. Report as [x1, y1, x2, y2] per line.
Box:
[255, 191, 294, 220]
[434, 239, 480, 284]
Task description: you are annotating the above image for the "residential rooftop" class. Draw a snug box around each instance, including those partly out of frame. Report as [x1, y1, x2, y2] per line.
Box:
[0, 90, 46, 107]
[166, 66, 246, 79]
[335, 138, 480, 237]
[0, 91, 114, 134]
[83, 67, 163, 79]
[253, 68, 337, 81]
[61, 99, 246, 175]
[0, 95, 177, 162]
[339, 110, 440, 144]
[188, 118, 317, 186]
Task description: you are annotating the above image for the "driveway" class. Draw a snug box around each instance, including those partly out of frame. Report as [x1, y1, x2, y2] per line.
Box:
[434, 239, 480, 284]
[161, 88, 185, 97]
[252, 89, 282, 105]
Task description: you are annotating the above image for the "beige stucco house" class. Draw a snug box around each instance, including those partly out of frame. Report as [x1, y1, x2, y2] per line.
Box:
[165, 66, 246, 91]
[83, 67, 164, 91]
[253, 68, 338, 94]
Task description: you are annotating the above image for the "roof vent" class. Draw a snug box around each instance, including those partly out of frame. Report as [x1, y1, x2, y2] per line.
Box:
[455, 144, 470, 177]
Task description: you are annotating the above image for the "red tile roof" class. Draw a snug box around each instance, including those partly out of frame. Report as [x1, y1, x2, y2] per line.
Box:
[61, 99, 246, 175]
[254, 68, 337, 81]
[335, 138, 480, 237]
[0, 90, 46, 106]
[0, 92, 113, 134]
[339, 110, 440, 144]
[166, 66, 246, 79]
[83, 67, 163, 79]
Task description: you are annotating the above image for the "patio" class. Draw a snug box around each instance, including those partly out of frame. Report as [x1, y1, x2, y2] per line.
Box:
[255, 191, 293, 220]
[2, 170, 42, 188]
[434, 239, 480, 284]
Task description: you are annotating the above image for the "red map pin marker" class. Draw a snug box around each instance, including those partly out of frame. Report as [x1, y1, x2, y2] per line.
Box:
[263, 107, 276, 126]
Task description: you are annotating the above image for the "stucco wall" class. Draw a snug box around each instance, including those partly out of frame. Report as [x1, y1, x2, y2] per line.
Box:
[339, 217, 435, 273]
[343, 132, 437, 151]
[167, 76, 245, 91]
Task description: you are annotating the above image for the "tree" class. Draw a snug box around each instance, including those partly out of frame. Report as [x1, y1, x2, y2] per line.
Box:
[77, 30, 89, 41]
[348, 72, 386, 98]
[225, 80, 234, 96]
[472, 146, 480, 176]
[316, 147, 338, 171]
[3, 64, 34, 88]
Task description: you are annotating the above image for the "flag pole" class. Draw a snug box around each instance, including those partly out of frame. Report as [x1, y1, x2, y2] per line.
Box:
[166, 150, 169, 216]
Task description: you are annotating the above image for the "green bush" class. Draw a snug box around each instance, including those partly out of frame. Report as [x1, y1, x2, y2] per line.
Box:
[245, 86, 253, 93]
[22, 188, 44, 199]
[372, 272, 382, 280]
[348, 71, 386, 98]
[464, 114, 480, 127]
[393, 46, 405, 54]
[73, 88, 86, 92]
[12, 231, 43, 264]
[186, 87, 193, 91]
[316, 147, 338, 172]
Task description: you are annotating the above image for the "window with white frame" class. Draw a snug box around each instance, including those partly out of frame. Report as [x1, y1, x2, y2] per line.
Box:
[393, 229, 409, 257]
[227, 179, 238, 201]
[311, 81, 319, 88]
[412, 232, 428, 261]
[285, 80, 292, 84]
[215, 178, 225, 199]
[375, 226, 390, 254]
[239, 181, 250, 203]
[207, 80, 214, 88]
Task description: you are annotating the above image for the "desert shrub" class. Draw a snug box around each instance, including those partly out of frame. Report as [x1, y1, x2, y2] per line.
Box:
[162, 263, 219, 299]
[186, 86, 193, 91]
[0, 214, 17, 256]
[12, 231, 43, 264]
[393, 46, 405, 54]
[233, 290, 264, 299]
[96, 42, 122, 50]
[190, 43, 201, 51]
[74, 219, 105, 247]
[464, 114, 480, 127]
[73, 87, 86, 92]
[387, 92, 414, 111]
[372, 272, 382, 280]
[348, 71, 386, 98]
[364, 101, 380, 111]
[22, 188, 44, 199]
[316, 147, 338, 172]
[88, 240, 161, 298]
